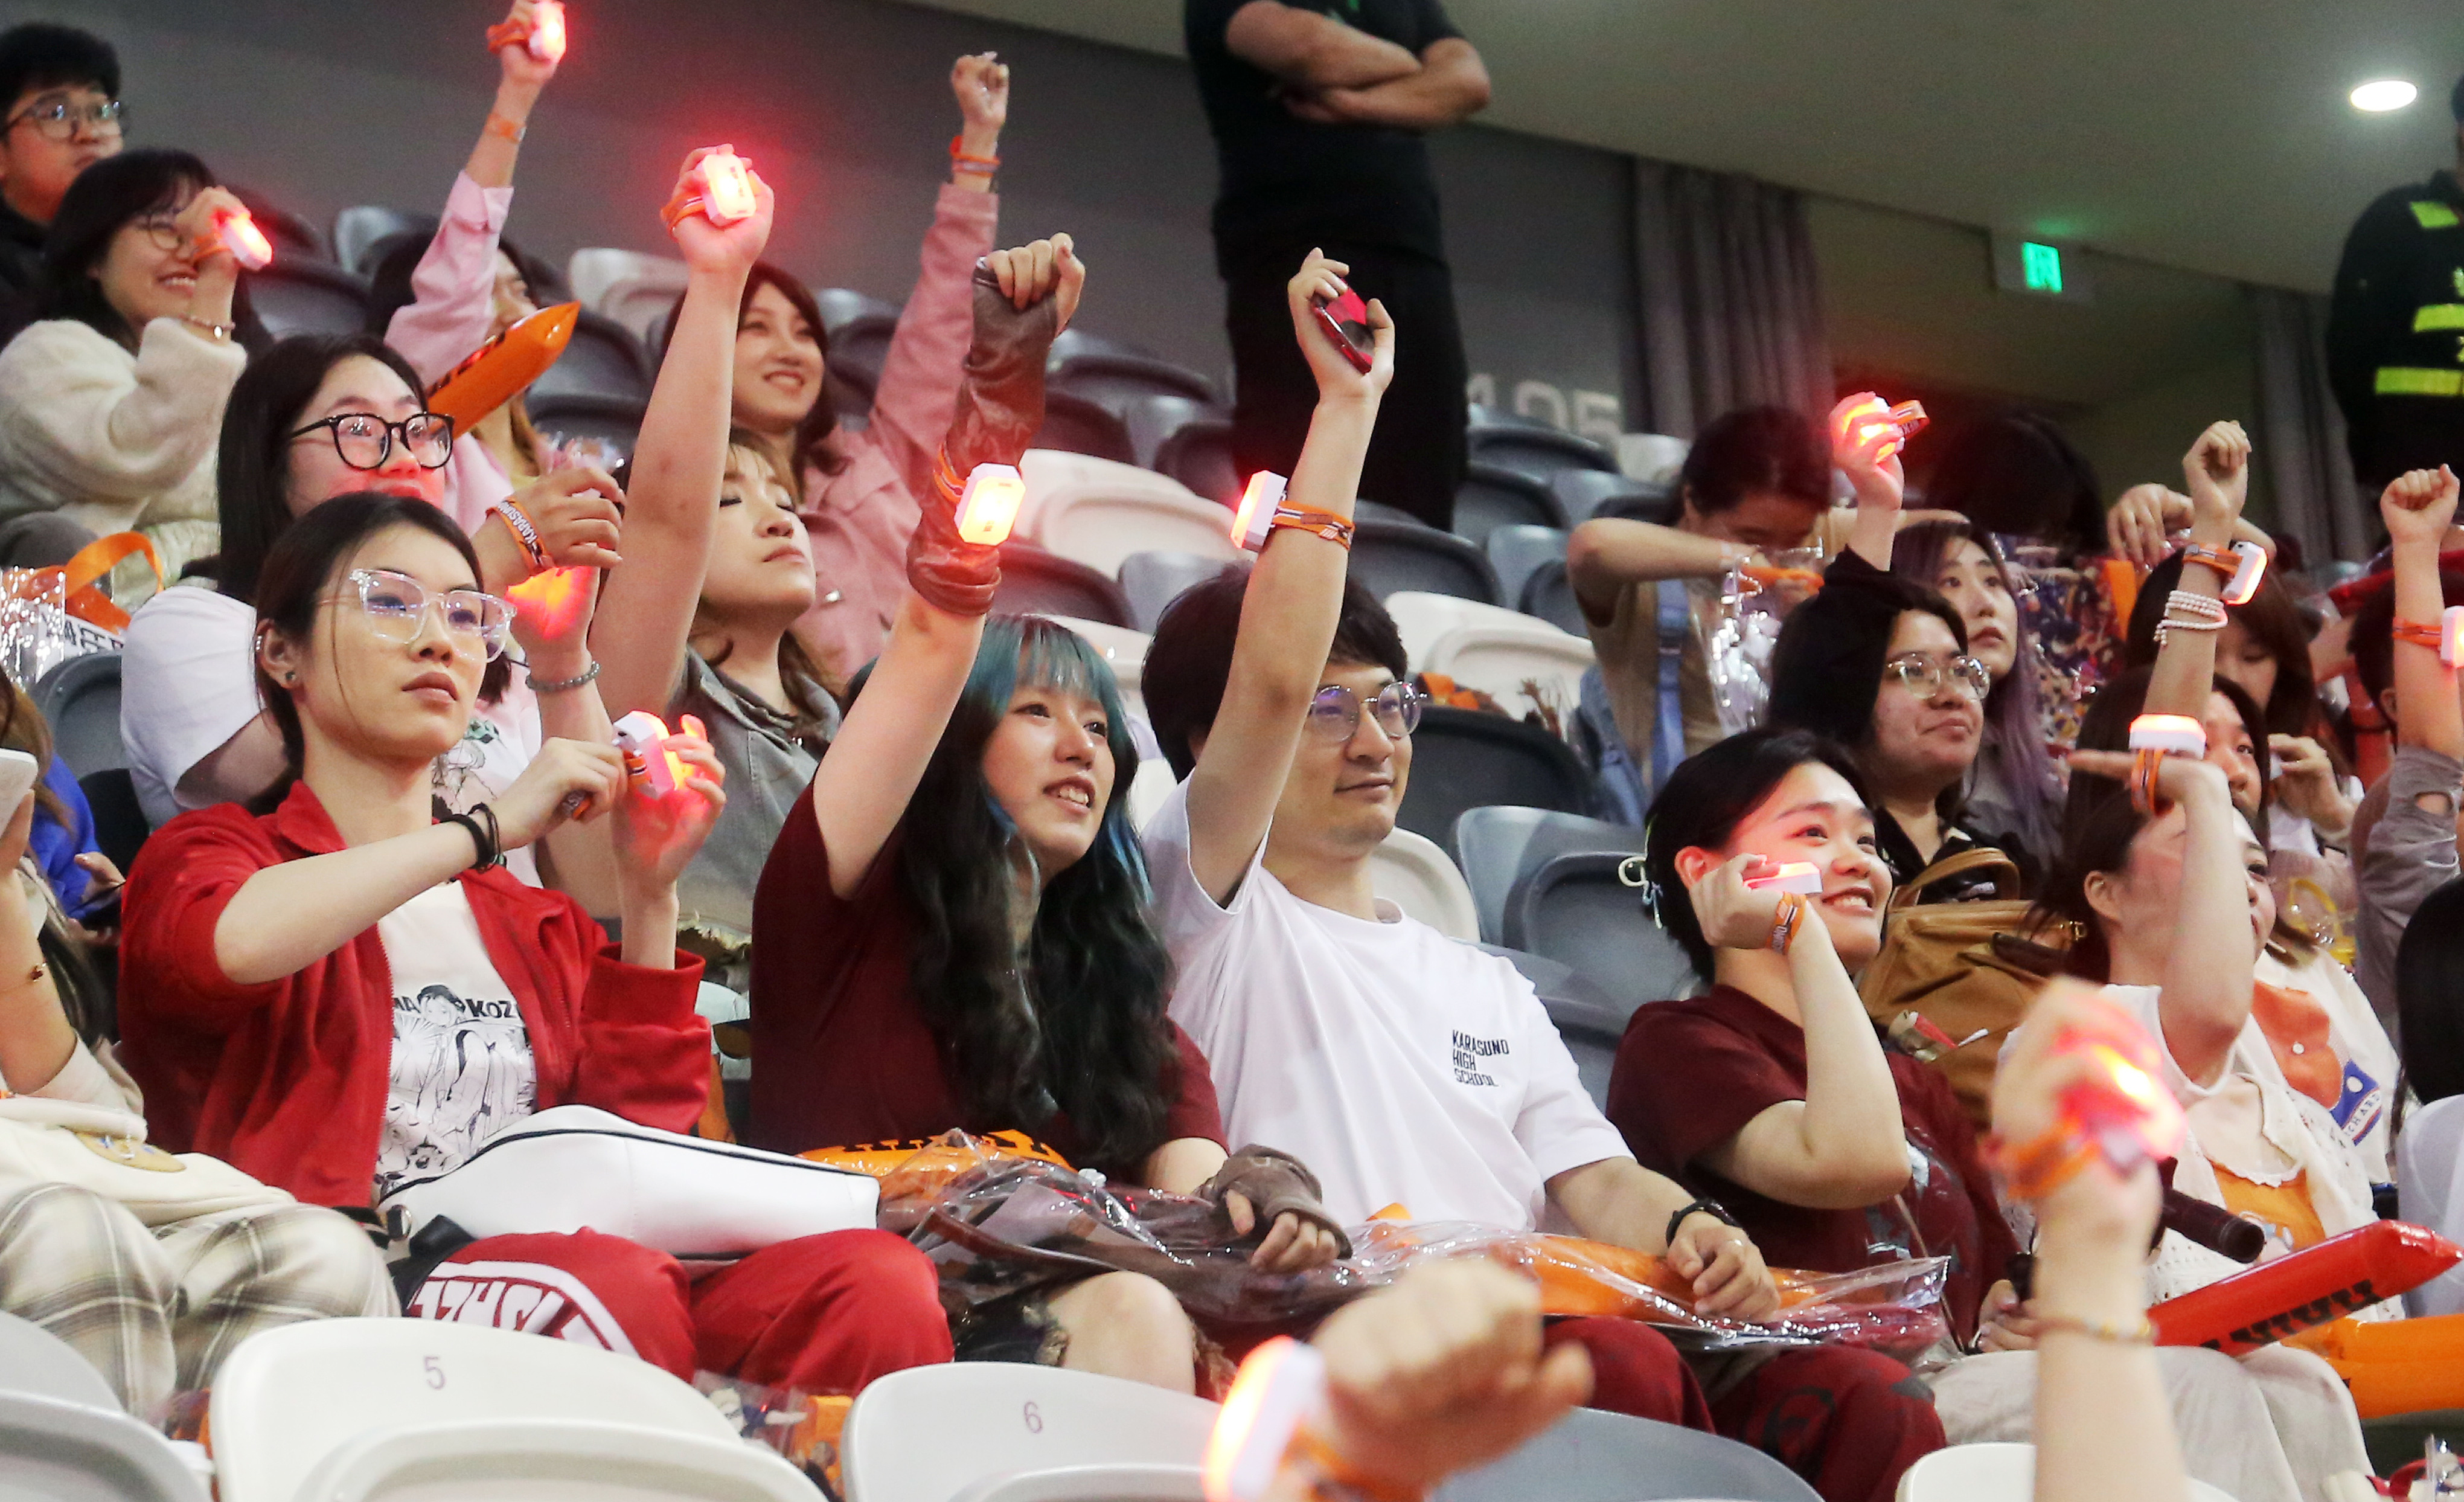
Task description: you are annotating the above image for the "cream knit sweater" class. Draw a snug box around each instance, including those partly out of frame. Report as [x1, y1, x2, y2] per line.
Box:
[0, 316, 246, 537]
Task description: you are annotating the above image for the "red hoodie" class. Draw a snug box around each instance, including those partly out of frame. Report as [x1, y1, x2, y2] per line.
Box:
[120, 781, 708, 1210]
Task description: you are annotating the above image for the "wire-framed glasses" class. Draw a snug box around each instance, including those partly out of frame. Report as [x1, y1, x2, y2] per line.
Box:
[1305, 681, 1424, 740]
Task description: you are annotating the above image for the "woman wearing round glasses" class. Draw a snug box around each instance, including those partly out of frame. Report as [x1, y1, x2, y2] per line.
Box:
[1765, 551, 2002, 895]
[0, 146, 252, 572]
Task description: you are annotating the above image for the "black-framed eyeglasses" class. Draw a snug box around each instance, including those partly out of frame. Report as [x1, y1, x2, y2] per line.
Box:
[1883, 651, 1991, 703]
[289, 412, 457, 471]
[1306, 681, 1424, 741]
[4, 95, 124, 142]
[323, 568, 514, 661]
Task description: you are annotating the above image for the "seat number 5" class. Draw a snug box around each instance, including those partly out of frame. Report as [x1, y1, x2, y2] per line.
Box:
[423, 1355, 446, 1389]
[1022, 1401, 1043, 1434]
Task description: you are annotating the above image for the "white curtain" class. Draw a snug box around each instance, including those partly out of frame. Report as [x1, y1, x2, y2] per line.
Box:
[2251, 286, 2372, 567]
[1630, 159, 1832, 438]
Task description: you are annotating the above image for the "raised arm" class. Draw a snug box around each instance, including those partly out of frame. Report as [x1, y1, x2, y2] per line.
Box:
[807, 239, 1082, 897]
[2143, 422, 2251, 720]
[1224, 1, 1424, 89]
[1830, 393, 1908, 571]
[1184, 253, 1390, 901]
[2068, 750, 2252, 1086]
[1283, 38, 1490, 131]
[591, 150, 776, 720]
[2103, 483, 2275, 572]
[2384, 466, 2463, 762]
[1683, 855, 1912, 1208]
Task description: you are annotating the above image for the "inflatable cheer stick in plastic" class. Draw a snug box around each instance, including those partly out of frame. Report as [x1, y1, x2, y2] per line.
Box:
[425, 301, 580, 435]
[2149, 1221, 2462, 1355]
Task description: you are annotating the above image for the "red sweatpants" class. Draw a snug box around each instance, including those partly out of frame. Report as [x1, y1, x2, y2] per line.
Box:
[1546, 1320, 1944, 1502]
[408, 1227, 952, 1393]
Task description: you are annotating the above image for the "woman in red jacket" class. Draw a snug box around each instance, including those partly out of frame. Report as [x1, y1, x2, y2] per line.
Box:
[121, 490, 950, 1393]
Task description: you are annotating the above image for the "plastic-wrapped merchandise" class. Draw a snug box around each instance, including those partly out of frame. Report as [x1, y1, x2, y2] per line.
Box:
[1703, 547, 1823, 735]
[0, 531, 158, 685]
[866, 1132, 1948, 1358]
[695, 1371, 850, 1492]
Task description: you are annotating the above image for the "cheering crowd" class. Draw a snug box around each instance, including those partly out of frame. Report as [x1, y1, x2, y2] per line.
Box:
[0, 5, 2460, 1501]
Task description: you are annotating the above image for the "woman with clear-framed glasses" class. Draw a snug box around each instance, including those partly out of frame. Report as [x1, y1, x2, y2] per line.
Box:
[0, 146, 252, 572]
[1766, 550, 2002, 895]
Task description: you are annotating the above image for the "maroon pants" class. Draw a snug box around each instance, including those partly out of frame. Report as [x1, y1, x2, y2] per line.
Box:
[408, 1227, 953, 1392]
[1546, 1319, 1944, 1502]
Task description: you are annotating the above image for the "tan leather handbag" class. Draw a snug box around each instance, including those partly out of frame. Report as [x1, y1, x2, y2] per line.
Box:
[1855, 849, 2070, 1129]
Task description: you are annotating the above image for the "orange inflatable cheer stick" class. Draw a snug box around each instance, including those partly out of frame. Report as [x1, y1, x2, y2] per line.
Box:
[425, 301, 578, 434]
[2148, 1221, 2461, 1355]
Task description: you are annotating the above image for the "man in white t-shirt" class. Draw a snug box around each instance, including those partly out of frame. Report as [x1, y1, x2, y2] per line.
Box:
[1135, 274, 1945, 1502]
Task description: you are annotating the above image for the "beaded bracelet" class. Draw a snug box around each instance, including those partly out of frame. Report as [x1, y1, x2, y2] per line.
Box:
[525, 659, 601, 695]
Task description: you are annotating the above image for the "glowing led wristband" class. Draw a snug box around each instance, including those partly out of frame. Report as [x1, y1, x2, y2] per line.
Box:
[2127, 713, 2206, 759]
[486, 1, 566, 63]
[663, 148, 757, 230]
[2180, 540, 2268, 606]
[955, 463, 1026, 546]
[1230, 472, 1355, 553]
[1835, 394, 1929, 461]
[2392, 606, 2464, 666]
[1205, 1336, 1325, 1502]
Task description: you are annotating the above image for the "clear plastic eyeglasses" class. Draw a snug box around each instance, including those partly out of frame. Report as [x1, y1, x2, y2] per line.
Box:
[1305, 681, 1424, 740]
[327, 569, 514, 660]
[1884, 651, 1991, 703]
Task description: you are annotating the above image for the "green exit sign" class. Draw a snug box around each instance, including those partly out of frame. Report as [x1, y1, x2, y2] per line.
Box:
[1990, 233, 2093, 303]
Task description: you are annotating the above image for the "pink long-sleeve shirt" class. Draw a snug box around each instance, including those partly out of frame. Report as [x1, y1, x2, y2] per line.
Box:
[384, 171, 519, 539]
[790, 185, 998, 687]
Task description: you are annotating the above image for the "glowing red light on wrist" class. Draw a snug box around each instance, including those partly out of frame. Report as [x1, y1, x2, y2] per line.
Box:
[612, 711, 686, 797]
[699, 150, 756, 225]
[1203, 1335, 1325, 1502]
[2128, 713, 2206, 757]
[1746, 861, 1823, 894]
[1233, 471, 1289, 551]
[956, 463, 1026, 546]
[528, 1, 566, 62]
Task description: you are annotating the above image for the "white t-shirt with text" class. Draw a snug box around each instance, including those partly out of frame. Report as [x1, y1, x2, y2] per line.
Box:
[1145, 782, 1631, 1230]
[374, 881, 537, 1198]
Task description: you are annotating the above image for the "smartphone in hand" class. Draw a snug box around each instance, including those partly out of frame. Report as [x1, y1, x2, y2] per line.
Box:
[1312, 287, 1375, 374]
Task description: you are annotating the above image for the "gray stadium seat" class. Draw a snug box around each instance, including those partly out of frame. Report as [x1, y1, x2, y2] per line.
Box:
[994, 544, 1133, 627]
[1438, 1406, 1819, 1502]
[1395, 709, 1587, 846]
[814, 286, 898, 339]
[527, 310, 652, 404]
[1504, 850, 1697, 1016]
[1120, 550, 1237, 633]
[1519, 560, 1586, 635]
[1153, 411, 1240, 507]
[1465, 417, 1618, 483]
[1483, 525, 1567, 618]
[1121, 393, 1228, 469]
[1553, 469, 1677, 525]
[1348, 523, 1500, 605]
[1052, 348, 1218, 414]
[1451, 804, 1647, 946]
[244, 262, 369, 340]
[331, 205, 432, 276]
[1031, 393, 1138, 467]
[1479, 945, 1631, 1107]
[1453, 463, 1567, 544]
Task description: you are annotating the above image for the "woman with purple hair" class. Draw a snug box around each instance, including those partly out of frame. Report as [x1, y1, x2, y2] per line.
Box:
[1889, 518, 2065, 876]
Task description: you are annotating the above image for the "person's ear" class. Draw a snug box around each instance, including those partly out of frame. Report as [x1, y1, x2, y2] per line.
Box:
[257, 625, 306, 690]
[2379, 685, 2401, 729]
[1672, 846, 1722, 887]
[2081, 868, 2126, 931]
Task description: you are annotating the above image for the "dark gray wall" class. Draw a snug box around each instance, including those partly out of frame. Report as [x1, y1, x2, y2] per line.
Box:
[14, 0, 1636, 431]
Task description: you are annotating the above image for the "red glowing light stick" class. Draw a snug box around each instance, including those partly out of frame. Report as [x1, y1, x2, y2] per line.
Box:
[698, 150, 757, 225]
[955, 464, 1026, 547]
[1232, 472, 1289, 551]
[1746, 861, 1823, 895]
[1203, 1336, 1326, 1502]
[612, 711, 688, 797]
[214, 208, 273, 271]
[2049, 1007, 2184, 1178]
[527, 1, 566, 62]
[1837, 396, 1928, 463]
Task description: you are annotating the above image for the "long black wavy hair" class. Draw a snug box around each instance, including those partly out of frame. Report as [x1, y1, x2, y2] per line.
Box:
[852, 615, 1178, 1176]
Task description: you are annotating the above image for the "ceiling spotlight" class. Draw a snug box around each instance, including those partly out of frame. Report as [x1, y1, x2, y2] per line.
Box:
[2351, 79, 2419, 112]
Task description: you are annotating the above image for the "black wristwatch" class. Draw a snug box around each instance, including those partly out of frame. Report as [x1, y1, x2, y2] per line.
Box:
[1666, 1197, 1741, 1249]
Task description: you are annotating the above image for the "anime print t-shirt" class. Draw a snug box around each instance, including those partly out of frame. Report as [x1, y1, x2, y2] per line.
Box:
[373, 881, 537, 1199]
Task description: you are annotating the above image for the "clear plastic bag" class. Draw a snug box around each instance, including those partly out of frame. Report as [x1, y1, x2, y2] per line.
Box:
[1703, 548, 1825, 736]
[695, 1370, 851, 1495]
[887, 1134, 1948, 1358]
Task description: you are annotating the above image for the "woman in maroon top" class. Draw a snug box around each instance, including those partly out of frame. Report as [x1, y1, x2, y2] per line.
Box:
[750, 239, 1340, 1393]
[1604, 727, 2020, 1350]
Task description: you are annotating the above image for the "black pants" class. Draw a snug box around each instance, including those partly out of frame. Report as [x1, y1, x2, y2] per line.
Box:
[1223, 241, 1468, 530]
